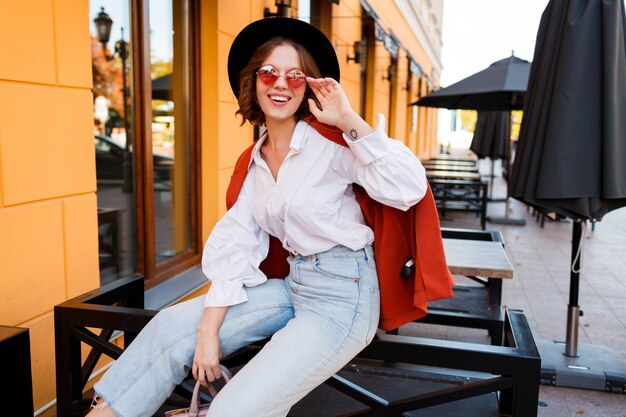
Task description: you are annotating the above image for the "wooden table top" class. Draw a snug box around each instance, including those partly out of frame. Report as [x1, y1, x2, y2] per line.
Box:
[426, 160, 477, 167]
[430, 155, 478, 162]
[443, 238, 514, 279]
[426, 170, 481, 181]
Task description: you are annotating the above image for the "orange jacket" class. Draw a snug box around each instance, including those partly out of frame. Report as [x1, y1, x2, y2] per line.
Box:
[225, 119, 454, 330]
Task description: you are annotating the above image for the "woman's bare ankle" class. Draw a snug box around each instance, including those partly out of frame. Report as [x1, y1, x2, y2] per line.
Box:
[86, 397, 118, 417]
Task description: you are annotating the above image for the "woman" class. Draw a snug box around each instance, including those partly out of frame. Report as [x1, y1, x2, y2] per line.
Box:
[88, 18, 427, 417]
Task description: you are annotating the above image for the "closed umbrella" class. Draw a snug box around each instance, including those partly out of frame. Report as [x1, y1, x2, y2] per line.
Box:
[509, 0, 626, 391]
[470, 111, 510, 161]
[470, 111, 511, 199]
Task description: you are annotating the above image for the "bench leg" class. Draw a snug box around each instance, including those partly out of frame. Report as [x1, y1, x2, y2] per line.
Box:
[499, 375, 540, 417]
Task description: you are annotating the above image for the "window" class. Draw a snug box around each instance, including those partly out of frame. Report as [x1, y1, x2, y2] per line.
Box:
[90, 0, 199, 288]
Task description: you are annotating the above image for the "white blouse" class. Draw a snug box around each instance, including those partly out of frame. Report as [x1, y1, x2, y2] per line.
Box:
[202, 114, 427, 307]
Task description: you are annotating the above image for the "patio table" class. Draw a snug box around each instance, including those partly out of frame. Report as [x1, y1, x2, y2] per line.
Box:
[430, 154, 478, 162]
[443, 238, 514, 279]
[427, 170, 481, 181]
[422, 163, 479, 173]
[413, 231, 514, 345]
[426, 159, 477, 167]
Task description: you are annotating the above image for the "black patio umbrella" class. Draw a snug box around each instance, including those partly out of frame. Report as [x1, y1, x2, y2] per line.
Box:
[412, 55, 530, 111]
[509, 0, 626, 388]
[470, 111, 510, 161]
[470, 111, 511, 198]
[414, 55, 530, 221]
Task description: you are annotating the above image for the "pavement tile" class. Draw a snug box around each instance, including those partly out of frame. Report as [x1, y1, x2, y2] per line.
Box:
[558, 387, 626, 417]
[538, 386, 571, 417]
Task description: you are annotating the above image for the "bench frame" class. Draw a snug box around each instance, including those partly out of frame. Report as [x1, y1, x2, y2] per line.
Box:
[55, 275, 539, 417]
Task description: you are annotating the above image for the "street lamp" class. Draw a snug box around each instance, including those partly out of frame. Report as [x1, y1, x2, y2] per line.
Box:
[94, 7, 113, 48]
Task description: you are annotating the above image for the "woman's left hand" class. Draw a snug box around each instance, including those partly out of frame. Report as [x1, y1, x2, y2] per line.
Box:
[306, 77, 355, 127]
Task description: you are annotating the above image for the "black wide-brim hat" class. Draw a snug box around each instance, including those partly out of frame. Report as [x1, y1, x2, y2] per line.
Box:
[228, 17, 340, 98]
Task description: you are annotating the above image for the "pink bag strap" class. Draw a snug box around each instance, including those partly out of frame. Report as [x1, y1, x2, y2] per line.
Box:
[189, 365, 233, 416]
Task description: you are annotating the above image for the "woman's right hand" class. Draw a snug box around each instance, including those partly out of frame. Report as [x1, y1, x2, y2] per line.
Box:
[193, 306, 228, 386]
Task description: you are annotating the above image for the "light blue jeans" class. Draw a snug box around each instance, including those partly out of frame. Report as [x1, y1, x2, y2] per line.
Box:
[94, 245, 380, 417]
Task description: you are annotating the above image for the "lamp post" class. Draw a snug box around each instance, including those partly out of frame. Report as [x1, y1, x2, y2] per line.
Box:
[115, 28, 132, 193]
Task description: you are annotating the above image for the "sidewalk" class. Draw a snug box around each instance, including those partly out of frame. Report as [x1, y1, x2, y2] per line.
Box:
[416, 157, 626, 416]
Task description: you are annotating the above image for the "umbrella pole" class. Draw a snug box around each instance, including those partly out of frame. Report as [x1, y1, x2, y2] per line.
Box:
[486, 113, 525, 225]
[489, 159, 495, 199]
[565, 219, 584, 357]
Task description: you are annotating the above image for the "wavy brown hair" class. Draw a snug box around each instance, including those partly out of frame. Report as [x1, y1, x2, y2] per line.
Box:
[236, 37, 322, 126]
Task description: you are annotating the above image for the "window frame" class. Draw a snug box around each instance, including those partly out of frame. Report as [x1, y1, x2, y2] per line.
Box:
[130, 0, 202, 288]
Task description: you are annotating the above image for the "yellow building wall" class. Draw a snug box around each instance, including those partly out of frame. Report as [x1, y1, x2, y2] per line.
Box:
[329, 0, 362, 116]
[0, 0, 99, 412]
[364, 0, 440, 158]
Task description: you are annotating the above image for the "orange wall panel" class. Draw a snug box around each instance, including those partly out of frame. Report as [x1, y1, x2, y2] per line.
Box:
[0, 0, 56, 84]
[218, 0, 252, 38]
[0, 201, 65, 325]
[54, 0, 92, 88]
[341, 0, 361, 13]
[217, 168, 233, 219]
[22, 313, 56, 411]
[0, 85, 95, 206]
[217, 102, 252, 170]
[200, 0, 220, 243]
[342, 78, 360, 116]
[63, 194, 99, 298]
[0, 158, 3, 207]
[218, 31, 237, 104]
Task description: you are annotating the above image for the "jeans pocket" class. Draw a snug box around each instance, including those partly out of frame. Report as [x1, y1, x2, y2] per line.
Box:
[313, 257, 360, 282]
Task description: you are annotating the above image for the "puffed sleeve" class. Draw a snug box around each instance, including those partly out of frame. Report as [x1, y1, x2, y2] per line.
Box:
[201, 179, 269, 307]
[334, 113, 427, 210]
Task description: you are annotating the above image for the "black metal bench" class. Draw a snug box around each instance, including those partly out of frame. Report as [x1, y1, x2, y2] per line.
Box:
[54, 274, 539, 417]
[430, 179, 488, 230]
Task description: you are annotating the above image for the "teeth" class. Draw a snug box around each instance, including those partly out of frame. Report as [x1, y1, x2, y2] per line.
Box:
[270, 95, 289, 102]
